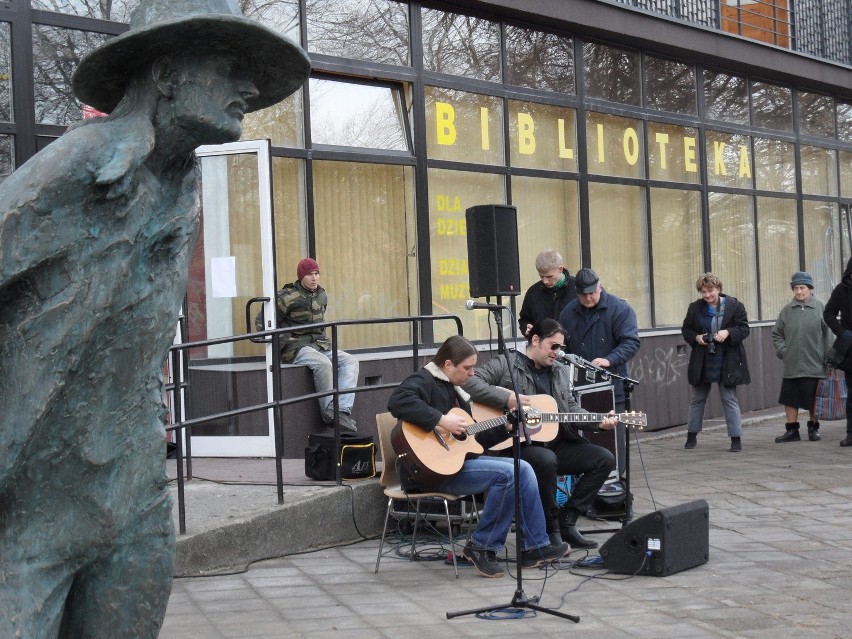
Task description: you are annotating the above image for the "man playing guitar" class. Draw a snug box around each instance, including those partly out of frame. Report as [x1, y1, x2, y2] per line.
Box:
[388, 335, 569, 578]
[463, 318, 619, 550]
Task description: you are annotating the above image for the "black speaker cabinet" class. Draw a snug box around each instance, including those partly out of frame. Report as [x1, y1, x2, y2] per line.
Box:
[465, 204, 521, 298]
[599, 499, 709, 576]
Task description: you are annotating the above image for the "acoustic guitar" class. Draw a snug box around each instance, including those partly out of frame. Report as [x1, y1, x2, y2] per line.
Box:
[472, 395, 647, 451]
[390, 405, 542, 489]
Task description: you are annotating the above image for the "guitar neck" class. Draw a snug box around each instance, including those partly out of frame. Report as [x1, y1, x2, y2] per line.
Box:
[465, 414, 509, 435]
[540, 412, 612, 423]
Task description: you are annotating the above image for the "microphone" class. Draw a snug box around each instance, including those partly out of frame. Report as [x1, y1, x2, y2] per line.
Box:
[465, 299, 505, 311]
[556, 350, 606, 372]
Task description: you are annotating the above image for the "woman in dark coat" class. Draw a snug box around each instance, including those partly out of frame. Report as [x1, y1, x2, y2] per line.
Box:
[681, 273, 751, 452]
[823, 256, 852, 447]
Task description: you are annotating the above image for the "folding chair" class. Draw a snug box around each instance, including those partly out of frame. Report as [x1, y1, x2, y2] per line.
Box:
[373, 412, 478, 578]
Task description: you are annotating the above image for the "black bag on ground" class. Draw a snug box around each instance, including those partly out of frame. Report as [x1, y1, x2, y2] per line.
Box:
[587, 480, 632, 520]
[305, 431, 376, 481]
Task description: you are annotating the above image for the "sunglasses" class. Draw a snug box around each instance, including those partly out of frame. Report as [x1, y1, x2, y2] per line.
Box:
[548, 342, 565, 352]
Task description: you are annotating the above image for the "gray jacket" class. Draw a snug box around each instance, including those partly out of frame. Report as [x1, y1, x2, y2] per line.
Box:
[463, 350, 600, 445]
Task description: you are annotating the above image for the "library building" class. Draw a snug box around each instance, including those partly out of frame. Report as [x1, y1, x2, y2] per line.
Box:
[4, 0, 852, 455]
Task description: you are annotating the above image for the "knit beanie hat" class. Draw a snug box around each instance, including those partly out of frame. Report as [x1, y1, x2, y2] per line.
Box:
[297, 258, 320, 280]
[790, 271, 814, 289]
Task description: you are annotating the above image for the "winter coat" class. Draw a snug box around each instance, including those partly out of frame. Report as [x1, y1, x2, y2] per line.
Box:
[771, 294, 831, 379]
[681, 294, 751, 387]
[387, 367, 508, 451]
[824, 256, 852, 337]
[518, 270, 576, 334]
[557, 289, 640, 403]
[270, 280, 331, 362]
[463, 349, 599, 445]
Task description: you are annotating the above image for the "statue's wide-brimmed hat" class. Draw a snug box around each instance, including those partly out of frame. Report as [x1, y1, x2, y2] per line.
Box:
[72, 0, 311, 114]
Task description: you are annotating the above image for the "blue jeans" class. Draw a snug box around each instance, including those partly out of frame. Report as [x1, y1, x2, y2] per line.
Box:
[293, 347, 359, 414]
[441, 456, 550, 553]
[688, 382, 743, 437]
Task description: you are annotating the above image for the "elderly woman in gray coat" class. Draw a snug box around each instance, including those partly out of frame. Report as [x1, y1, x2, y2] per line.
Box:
[771, 271, 832, 443]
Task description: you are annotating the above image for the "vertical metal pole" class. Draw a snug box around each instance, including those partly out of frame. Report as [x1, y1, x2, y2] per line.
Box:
[271, 330, 285, 504]
[171, 347, 187, 535]
[331, 324, 342, 486]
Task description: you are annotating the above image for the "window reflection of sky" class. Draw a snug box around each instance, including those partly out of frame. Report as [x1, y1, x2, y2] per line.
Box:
[309, 79, 408, 151]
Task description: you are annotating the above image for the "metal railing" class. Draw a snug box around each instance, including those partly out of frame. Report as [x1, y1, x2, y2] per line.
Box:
[604, 0, 852, 66]
[165, 313, 463, 535]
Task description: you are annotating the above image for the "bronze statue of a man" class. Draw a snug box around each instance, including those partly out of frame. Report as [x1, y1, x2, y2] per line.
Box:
[0, 1, 309, 636]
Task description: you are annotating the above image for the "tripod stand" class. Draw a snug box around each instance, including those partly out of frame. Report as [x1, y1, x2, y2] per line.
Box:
[447, 304, 579, 624]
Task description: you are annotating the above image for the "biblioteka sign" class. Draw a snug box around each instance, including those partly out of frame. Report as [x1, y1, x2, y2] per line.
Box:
[433, 100, 753, 178]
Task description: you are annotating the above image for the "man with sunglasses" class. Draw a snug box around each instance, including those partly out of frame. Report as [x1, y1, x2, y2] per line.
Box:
[463, 318, 617, 549]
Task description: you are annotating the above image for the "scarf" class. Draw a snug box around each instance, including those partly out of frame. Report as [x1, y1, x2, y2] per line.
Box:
[424, 361, 471, 403]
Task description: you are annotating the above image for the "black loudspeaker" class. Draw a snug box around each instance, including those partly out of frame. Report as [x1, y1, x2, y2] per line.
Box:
[599, 499, 709, 576]
[465, 204, 521, 298]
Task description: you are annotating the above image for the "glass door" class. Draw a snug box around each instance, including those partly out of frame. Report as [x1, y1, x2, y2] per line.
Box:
[183, 140, 277, 456]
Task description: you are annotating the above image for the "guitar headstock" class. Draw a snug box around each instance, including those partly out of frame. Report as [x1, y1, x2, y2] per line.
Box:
[617, 411, 647, 428]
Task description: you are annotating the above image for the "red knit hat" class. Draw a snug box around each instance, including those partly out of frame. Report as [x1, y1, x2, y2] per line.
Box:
[297, 258, 320, 280]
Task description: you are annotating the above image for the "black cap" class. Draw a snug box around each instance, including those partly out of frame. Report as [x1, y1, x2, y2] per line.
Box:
[575, 268, 600, 294]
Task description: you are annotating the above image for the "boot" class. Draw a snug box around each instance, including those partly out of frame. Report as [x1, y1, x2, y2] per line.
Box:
[559, 508, 598, 549]
[775, 422, 801, 443]
[841, 435, 852, 447]
[729, 436, 741, 452]
[684, 432, 697, 449]
[807, 420, 821, 441]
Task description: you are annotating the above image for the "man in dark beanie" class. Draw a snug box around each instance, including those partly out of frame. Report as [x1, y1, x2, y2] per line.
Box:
[266, 257, 359, 431]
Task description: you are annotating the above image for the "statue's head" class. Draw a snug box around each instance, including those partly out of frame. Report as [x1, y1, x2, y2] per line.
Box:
[72, 0, 310, 116]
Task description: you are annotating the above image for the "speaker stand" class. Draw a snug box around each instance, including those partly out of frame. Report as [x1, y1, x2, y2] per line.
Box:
[446, 306, 579, 625]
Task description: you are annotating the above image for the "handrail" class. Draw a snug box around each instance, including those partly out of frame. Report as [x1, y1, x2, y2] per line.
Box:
[165, 313, 463, 534]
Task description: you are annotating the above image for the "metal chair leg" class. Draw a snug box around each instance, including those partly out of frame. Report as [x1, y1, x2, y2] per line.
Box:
[374, 497, 394, 574]
[443, 498, 459, 578]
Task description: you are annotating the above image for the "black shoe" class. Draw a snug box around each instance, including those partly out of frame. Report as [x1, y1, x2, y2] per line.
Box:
[807, 421, 821, 442]
[841, 436, 852, 448]
[521, 541, 569, 568]
[685, 432, 697, 449]
[548, 531, 564, 547]
[560, 524, 598, 549]
[730, 437, 742, 452]
[775, 423, 801, 443]
[462, 544, 504, 578]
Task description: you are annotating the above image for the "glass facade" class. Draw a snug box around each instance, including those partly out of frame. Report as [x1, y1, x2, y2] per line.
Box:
[6, 0, 852, 344]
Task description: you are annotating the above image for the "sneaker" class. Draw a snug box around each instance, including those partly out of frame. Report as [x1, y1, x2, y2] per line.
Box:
[521, 541, 569, 568]
[462, 544, 504, 578]
[321, 409, 357, 432]
[338, 412, 357, 432]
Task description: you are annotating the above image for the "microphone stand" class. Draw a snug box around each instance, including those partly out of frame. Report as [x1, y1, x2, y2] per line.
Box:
[447, 304, 580, 624]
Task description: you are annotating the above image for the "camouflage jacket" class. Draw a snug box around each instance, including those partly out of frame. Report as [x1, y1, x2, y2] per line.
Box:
[274, 281, 331, 362]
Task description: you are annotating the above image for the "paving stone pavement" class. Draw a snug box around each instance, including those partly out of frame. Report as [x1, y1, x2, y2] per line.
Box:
[161, 417, 852, 639]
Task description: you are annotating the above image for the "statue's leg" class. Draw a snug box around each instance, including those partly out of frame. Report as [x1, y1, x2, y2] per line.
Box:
[58, 498, 175, 639]
[0, 553, 74, 638]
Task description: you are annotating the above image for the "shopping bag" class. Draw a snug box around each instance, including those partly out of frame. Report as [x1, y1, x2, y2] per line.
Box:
[813, 369, 847, 421]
